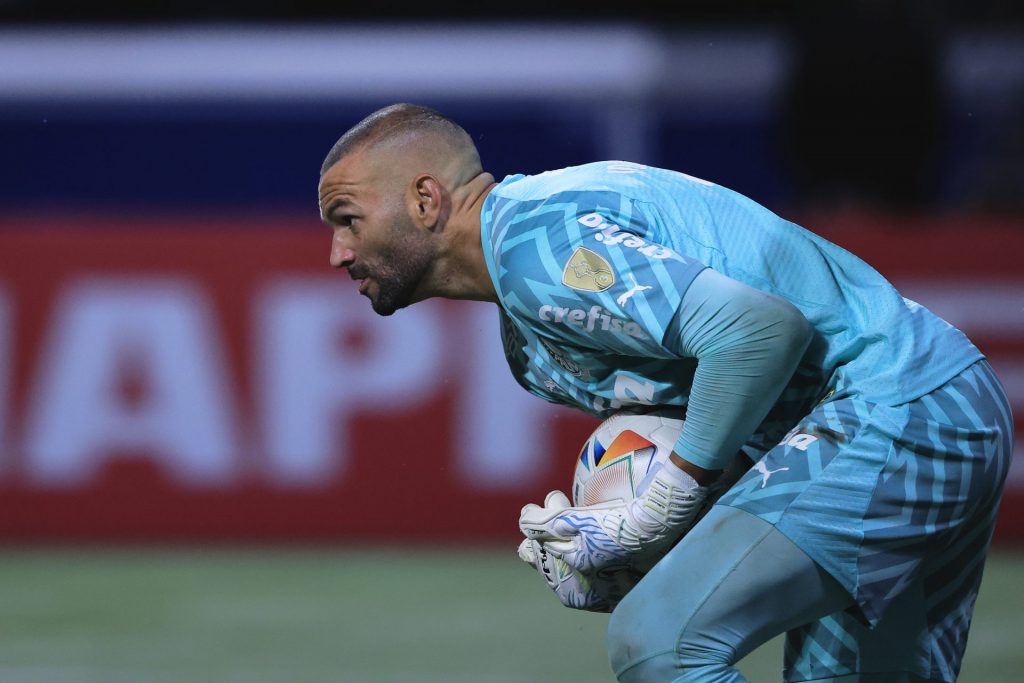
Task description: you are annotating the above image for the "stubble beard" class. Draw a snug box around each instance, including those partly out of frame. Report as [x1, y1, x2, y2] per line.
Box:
[366, 229, 437, 316]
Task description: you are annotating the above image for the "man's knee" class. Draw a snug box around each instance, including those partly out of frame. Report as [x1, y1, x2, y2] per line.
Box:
[607, 592, 677, 681]
[608, 589, 732, 682]
[607, 593, 651, 676]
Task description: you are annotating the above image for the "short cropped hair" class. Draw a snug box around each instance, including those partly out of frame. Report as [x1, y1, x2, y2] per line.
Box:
[320, 103, 472, 177]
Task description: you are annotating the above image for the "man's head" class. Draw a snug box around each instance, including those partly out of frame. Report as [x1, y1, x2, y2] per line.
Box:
[318, 104, 482, 315]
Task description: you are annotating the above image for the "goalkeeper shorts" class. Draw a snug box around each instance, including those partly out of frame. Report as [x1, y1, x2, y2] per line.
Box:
[716, 359, 1013, 680]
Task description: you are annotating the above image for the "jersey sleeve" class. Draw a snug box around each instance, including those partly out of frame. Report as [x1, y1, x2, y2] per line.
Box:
[491, 193, 707, 356]
[664, 268, 815, 470]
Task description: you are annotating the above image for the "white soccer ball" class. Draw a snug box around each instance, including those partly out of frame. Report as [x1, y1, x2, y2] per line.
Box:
[572, 410, 684, 507]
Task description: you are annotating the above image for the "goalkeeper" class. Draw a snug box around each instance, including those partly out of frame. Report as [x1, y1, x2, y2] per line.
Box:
[317, 103, 1013, 683]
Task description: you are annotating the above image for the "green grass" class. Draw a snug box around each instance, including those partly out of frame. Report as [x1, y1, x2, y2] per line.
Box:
[0, 547, 1020, 682]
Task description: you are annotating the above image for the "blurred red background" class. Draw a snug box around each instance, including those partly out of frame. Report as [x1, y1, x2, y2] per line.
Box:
[1, 214, 1020, 542]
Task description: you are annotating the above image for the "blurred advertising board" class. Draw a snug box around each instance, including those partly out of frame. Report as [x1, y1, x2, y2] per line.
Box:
[0, 215, 1021, 541]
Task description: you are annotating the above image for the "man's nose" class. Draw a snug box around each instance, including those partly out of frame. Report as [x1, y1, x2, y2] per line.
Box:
[330, 235, 355, 268]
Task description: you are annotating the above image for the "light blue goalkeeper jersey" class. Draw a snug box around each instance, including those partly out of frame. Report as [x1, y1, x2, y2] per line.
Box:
[480, 161, 983, 461]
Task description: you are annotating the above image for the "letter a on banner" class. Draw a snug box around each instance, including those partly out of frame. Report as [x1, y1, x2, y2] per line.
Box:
[23, 279, 241, 486]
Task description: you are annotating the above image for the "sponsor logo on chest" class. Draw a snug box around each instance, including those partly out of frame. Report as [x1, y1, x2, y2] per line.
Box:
[537, 304, 647, 340]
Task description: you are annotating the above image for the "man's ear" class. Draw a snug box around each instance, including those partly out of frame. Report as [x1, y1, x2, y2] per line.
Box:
[411, 174, 444, 230]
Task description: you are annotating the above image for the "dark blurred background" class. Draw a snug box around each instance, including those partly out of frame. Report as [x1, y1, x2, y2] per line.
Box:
[1, 0, 1022, 214]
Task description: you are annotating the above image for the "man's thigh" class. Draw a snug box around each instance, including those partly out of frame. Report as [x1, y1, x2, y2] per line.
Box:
[607, 505, 851, 682]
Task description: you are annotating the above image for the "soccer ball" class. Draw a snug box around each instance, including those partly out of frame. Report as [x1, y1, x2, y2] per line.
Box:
[572, 410, 684, 507]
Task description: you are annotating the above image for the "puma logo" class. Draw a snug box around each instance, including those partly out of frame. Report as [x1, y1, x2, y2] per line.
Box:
[616, 275, 653, 307]
[753, 460, 790, 488]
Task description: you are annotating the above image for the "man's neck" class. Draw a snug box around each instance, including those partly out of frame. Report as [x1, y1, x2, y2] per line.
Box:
[431, 172, 498, 303]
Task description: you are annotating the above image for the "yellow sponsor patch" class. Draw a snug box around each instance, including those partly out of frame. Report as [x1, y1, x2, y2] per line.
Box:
[562, 247, 615, 292]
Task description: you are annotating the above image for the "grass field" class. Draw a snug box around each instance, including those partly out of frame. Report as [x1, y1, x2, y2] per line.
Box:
[0, 547, 1021, 682]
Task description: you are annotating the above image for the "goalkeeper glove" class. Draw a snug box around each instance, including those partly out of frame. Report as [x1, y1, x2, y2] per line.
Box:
[519, 461, 710, 574]
[517, 491, 638, 612]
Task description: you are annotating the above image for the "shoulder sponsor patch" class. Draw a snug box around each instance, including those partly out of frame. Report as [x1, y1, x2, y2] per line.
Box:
[577, 213, 679, 260]
[562, 247, 615, 292]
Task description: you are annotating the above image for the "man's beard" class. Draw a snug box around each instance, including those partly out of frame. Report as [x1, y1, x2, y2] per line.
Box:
[362, 231, 436, 316]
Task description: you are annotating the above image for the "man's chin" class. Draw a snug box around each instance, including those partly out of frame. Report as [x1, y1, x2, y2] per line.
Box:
[365, 278, 418, 317]
[371, 303, 398, 317]
[368, 292, 407, 317]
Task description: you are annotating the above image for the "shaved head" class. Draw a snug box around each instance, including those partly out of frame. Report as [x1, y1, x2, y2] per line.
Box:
[319, 103, 496, 316]
[320, 103, 482, 185]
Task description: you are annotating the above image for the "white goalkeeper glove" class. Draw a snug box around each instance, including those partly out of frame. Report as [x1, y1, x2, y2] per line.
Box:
[517, 491, 639, 612]
[519, 461, 710, 574]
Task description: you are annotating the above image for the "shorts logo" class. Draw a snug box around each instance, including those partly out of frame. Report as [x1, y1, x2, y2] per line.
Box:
[753, 460, 790, 487]
[784, 431, 818, 451]
[562, 247, 615, 292]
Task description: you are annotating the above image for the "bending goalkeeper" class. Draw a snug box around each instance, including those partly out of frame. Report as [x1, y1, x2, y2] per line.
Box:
[316, 103, 1013, 683]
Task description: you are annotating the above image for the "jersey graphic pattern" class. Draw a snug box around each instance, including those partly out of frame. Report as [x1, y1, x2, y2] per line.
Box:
[485, 180, 706, 419]
[481, 161, 983, 418]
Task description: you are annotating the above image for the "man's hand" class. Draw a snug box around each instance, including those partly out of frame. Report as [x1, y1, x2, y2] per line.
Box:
[519, 462, 711, 574]
[517, 491, 638, 612]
